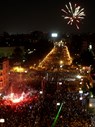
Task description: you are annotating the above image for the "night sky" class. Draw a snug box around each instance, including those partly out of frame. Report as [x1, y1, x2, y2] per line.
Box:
[0, 0, 95, 34]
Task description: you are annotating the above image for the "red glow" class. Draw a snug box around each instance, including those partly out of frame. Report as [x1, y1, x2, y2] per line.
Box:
[0, 91, 38, 108]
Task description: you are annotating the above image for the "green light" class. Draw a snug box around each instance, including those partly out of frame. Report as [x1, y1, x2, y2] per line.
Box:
[51, 103, 63, 127]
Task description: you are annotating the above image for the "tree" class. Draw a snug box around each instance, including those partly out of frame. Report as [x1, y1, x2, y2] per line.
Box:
[11, 47, 23, 64]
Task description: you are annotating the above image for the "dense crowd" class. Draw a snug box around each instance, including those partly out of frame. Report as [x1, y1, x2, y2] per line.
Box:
[0, 89, 93, 127]
[0, 70, 93, 127]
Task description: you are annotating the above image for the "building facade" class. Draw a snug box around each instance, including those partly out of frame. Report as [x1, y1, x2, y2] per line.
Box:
[0, 58, 9, 90]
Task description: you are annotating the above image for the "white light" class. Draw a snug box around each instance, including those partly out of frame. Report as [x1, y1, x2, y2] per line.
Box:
[28, 49, 30, 51]
[76, 75, 82, 79]
[91, 94, 93, 98]
[80, 82, 82, 84]
[60, 65, 63, 68]
[79, 97, 83, 100]
[23, 59, 25, 62]
[84, 92, 89, 96]
[89, 44, 92, 50]
[57, 102, 60, 106]
[79, 90, 83, 94]
[39, 91, 43, 94]
[59, 82, 62, 85]
[0, 118, 5, 123]
[51, 33, 58, 38]
[25, 70, 27, 73]
[89, 103, 93, 107]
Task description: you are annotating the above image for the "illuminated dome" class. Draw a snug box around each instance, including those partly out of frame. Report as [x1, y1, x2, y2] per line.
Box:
[38, 40, 72, 71]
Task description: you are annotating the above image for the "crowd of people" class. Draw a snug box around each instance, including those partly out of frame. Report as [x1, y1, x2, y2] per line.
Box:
[0, 88, 93, 127]
[0, 70, 93, 127]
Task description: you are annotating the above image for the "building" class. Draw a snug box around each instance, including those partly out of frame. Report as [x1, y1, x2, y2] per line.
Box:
[0, 58, 9, 90]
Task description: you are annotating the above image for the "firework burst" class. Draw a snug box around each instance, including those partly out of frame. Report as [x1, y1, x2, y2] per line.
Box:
[61, 2, 85, 29]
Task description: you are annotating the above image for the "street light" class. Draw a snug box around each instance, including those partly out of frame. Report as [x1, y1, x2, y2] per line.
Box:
[51, 33, 58, 44]
[51, 33, 58, 38]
